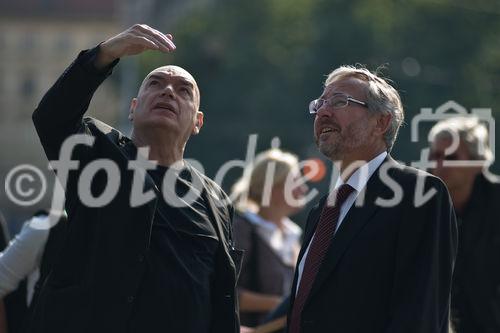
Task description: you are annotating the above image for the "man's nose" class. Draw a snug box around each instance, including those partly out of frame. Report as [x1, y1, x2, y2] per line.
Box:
[316, 103, 332, 117]
[161, 84, 175, 98]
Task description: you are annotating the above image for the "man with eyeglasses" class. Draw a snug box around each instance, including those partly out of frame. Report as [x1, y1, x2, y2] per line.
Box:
[429, 116, 500, 333]
[287, 66, 458, 333]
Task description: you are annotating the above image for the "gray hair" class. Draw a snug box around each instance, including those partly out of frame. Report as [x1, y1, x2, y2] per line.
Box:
[325, 65, 404, 151]
[429, 116, 493, 163]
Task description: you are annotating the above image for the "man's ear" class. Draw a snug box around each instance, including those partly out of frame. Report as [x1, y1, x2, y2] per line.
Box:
[374, 113, 392, 137]
[128, 98, 138, 121]
[192, 111, 204, 135]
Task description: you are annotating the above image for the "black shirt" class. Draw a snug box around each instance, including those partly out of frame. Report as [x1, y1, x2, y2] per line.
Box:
[126, 145, 219, 333]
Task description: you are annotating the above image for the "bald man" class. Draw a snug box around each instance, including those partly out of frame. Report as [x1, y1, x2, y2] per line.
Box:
[29, 25, 241, 333]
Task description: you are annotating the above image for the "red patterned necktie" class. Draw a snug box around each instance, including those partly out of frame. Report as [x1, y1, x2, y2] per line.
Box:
[288, 184, 355, 333]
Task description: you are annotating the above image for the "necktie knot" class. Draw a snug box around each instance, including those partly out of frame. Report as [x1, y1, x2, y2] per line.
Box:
[327, 183, 355, 208]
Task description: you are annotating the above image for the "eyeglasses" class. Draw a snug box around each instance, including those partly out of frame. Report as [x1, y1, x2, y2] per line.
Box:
[309, 93, 368, 114]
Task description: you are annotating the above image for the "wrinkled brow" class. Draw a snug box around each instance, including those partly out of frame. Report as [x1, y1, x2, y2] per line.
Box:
[147, 74, 194, 87]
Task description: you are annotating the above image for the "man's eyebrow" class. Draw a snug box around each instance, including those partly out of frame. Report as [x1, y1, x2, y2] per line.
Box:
[146, 74, 166, 82]
[177, 78, 194, 88]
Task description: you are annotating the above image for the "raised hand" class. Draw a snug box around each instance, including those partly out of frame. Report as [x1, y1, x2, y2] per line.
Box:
[94, 24, 176, 69]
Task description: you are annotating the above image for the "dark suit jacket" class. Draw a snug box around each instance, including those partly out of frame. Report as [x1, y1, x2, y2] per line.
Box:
[28, 48, 242, 333]
[287, 157, 458, 333]
[452, 173, 500, 333]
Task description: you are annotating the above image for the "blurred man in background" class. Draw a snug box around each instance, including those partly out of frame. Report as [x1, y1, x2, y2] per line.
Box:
[429, 116, 500, 333]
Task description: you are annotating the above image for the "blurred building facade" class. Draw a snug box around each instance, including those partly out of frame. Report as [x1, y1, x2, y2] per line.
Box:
[0, 0, 120, 229]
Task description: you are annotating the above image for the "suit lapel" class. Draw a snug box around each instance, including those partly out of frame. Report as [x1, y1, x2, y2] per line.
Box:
[305, 157, 398, 304]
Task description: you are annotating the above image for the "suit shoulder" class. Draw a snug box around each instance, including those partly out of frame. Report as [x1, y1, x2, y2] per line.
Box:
[386, 161, 447, 191]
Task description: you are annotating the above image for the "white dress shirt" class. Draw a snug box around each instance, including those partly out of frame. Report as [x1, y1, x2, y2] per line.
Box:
[295, 151, 387, 294]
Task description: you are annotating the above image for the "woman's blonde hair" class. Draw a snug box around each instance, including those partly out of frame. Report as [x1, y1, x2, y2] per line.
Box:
[231, 148, 299, 211]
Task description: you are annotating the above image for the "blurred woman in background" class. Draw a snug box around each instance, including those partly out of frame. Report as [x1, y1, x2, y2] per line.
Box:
[232, 148, 307, 328]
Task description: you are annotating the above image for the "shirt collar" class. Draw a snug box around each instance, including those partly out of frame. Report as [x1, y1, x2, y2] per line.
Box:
[243, 211, 302, 237]
[334, 151, 388, 193]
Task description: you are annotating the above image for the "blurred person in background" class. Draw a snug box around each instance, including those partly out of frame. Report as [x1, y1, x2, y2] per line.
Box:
[0, 211, 67, 333]
[0, 212, 9, 250]
[0, 210, 28, 333]
[429, 116, 500, 333]
[0, 211, 8, 333]
[231, 149, 307, 328]
[0, 212, 51, 304]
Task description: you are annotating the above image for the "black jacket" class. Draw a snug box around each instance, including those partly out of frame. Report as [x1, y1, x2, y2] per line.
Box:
[452, 173, 500, 333]
[287, 158, 458, 333]
[28, 47, 242, 333]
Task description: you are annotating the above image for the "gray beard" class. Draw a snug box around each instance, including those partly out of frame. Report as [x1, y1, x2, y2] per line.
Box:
[316, 137, 343, 161]
[315, 120, 371, 162]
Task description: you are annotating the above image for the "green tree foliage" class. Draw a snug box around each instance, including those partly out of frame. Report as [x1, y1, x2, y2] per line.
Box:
[140, 0, 500, 182]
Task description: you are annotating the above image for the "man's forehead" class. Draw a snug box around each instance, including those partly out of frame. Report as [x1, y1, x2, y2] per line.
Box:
[323, 77, 366, 96]
[145, 65, 196, 84]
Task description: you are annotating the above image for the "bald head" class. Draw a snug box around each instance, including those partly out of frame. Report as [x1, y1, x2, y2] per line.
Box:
[139, 65, 200, 109]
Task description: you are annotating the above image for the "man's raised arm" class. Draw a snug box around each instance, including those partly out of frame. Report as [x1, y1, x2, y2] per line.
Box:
[32, 24, 175, 161]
